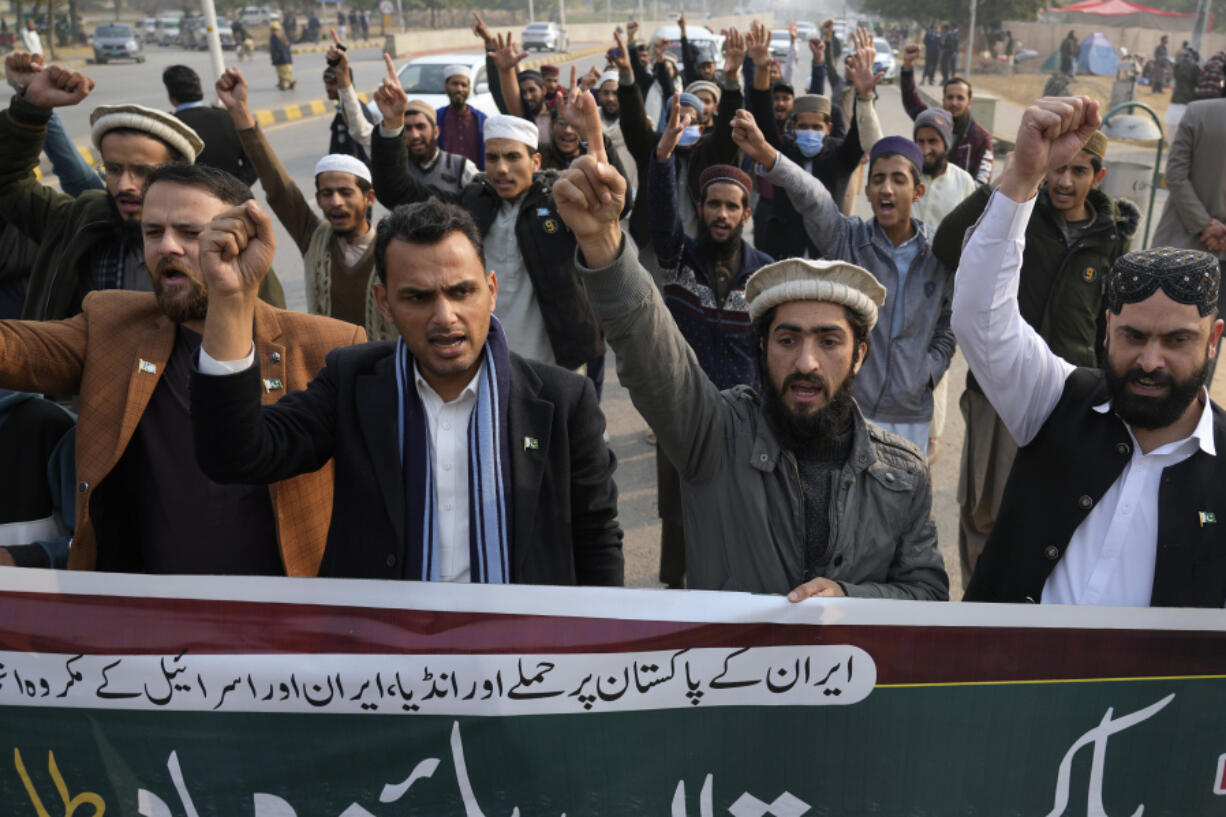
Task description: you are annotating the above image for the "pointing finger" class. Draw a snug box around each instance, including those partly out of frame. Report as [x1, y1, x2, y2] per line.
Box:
[383, 52, 398, 82]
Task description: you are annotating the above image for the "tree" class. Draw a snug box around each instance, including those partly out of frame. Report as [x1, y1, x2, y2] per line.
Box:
[860, 0, 1047, 29]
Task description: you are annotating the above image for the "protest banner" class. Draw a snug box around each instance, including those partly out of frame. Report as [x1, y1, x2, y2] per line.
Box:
[1, 566, 1225, 815]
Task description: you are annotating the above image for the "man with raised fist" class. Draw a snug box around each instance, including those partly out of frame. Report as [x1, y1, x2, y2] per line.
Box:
[953, 96, 1226, 607]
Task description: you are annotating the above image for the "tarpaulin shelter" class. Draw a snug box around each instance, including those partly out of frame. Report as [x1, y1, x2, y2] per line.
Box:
[1059, 0, 1210, 33]
[1078, 31, 1120, 74]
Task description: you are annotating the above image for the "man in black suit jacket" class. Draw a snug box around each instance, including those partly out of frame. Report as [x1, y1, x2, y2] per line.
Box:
[163, 65, 258, 186]
[188, 197, 624, 585]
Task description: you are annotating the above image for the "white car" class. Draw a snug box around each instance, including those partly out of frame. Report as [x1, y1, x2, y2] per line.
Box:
[795, 21, 817, 42]
[394, 53, 498, 119]
[237, 6, 281, 26]
[650, 25, 725, 71]
[769, 29, 792, 59]
[522, 21, 560, 52]
[873, 37, 898, 83]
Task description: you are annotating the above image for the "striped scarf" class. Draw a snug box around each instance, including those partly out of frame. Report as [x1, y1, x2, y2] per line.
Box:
[394, 317, 513, 582]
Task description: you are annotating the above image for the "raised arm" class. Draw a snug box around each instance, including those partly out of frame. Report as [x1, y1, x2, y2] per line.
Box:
[737, 109, 851, 259]
[612, 31, 657, 167]
[808, 37, 826, 93]
[678, 12, 701, 87]
[846, 28, 884, 150]
[898, 44, 928, 121]
[330, 46, 373, 154]
[951, 97, 1099, 446]
[648, 93, 690, 266]
[489, 32, 529, 119]
[0, 55, 95, 240]
[217, 67, 320, 255]
[552, 94, 729, 482]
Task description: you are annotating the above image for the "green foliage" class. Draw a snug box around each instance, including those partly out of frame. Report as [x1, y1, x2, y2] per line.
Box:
[860, 0, 1048, 27]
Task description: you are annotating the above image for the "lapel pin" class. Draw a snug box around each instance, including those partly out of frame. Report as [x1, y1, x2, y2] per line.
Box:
[263, 378, 284, 393]
[138, 359, 157, 374]
[1199, 511, 1216, 527]
[523, 436, 539, 451]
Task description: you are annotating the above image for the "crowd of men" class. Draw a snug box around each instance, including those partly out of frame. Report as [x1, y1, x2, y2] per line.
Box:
[1, 13, 1225, 611]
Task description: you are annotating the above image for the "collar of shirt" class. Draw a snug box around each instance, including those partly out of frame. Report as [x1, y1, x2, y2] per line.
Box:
[413, 357, 484, 417]
[175, 101, 207, 112]
[418, 147, 443, 171]
[1093, 387, 1216, 457]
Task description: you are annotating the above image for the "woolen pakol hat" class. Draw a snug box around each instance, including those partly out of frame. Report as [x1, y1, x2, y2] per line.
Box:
[745, 258, 887, 330]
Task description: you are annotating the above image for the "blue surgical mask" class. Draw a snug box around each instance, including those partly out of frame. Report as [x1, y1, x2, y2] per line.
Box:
[795, 129, 825, 158]
[677, 125, 702, 148]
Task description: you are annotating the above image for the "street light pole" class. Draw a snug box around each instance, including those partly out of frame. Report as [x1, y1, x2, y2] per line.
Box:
[965, 0, 977, 81]
[1191, 0, 1211, 54]
[199, 0, 226, 86]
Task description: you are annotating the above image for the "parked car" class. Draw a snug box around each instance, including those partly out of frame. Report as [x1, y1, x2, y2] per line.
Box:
[139, 18, 158, 43]
[650, 24, 725, 71]
[155, 16, 181, 46]
[394, 53, 498, 117]
[521, 21, 561, 52]
[92, 22, 144, 63]
[769, 28, 791, 59]
[873, 36, 898, 82]
[795, 20, 817, 42]
[237, 6, 281, 26]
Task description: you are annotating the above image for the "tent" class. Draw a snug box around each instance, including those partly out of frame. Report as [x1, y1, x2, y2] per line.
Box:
[1058, 0, 1210, 32]
[1078, 31, 1119, 74]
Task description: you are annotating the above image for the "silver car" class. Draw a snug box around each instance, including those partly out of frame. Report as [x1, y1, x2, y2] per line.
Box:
[522, 21, 560, 52]
[92, 23, 144, 64]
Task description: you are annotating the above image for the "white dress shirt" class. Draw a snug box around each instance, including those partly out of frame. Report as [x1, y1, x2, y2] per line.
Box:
[951, 190, 1217, 606]
[197, 347, 483, 583]
[413, 360, 481, 583]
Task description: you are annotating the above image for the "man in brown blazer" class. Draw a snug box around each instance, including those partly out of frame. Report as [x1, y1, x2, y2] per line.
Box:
[0, 163, 364, 575]
[1153, 95, 1226, 380]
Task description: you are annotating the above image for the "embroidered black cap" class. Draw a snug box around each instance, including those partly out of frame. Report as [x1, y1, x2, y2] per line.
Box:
[1106, 247, 1221, 317]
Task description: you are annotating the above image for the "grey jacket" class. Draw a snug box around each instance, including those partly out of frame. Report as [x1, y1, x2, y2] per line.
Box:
[760, 153, 956, 424]
[579, 243, 948, 600]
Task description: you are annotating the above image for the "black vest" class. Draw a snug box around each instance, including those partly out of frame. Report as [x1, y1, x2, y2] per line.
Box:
[965, 368, 1226, 607]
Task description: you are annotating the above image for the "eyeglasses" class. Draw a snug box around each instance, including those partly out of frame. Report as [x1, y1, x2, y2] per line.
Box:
[100, 162, 159, 181]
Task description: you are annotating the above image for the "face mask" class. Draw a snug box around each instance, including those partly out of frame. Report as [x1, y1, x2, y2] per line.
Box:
[795, 129, 824, 158]
[678, 125, 702, 148]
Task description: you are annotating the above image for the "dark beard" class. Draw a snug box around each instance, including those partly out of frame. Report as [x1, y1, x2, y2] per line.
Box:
[762, 368, 857, 452]
[1104, 355, 1208, 431]
[153, 261, 209, 323]
[697, 218, 743, 264]
[951, 112, 969, 137]
[923, 155, 948, 176]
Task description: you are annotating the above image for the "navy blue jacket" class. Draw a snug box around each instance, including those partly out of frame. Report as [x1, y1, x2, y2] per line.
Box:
[648, 154, 772, 391]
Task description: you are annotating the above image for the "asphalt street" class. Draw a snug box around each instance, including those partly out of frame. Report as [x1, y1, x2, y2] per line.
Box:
[48, 44, 976, 596]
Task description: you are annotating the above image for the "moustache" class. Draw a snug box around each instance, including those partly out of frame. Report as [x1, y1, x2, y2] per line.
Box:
[1121, 367, 1174, 390]
[783, 372, 828, 391]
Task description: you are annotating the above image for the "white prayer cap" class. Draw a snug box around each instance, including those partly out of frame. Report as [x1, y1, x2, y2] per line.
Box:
[443, 64, 471, 81]
[313, 153, 372, 184]
[483, 114, 539, 150]
[745, 258, 886, 330]
[599, 70, 620, 89]
[90, 103, 204, 163]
